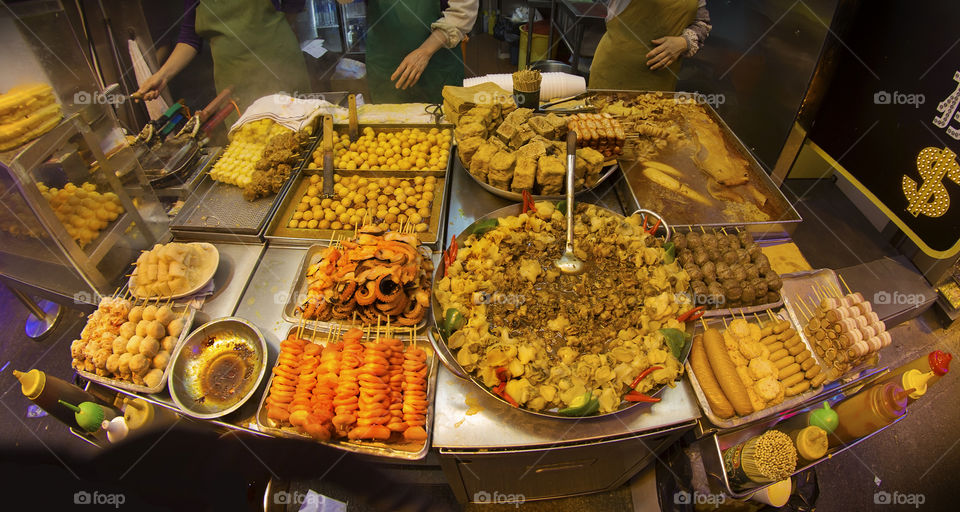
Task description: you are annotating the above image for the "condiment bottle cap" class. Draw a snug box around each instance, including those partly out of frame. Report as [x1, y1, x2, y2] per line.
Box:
[928, 351, 952, 376]
[13, 369, 44, 399]
[59, 400, 105, 432]
[902, 370, 933, 399]
[808, 401, 839, 433]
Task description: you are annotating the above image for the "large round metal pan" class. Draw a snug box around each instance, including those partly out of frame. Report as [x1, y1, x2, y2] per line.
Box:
[427, 201, 689, 419]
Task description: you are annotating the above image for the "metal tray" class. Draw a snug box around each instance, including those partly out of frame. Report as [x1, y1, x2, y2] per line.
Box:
[264, 168, 451, 248]
[170, 134, 320, 242]
[75, 305, 196, 394]
[465, 161, 621, 201]
[254, 325, 438, 460]
[281, 243, 436, 335]
[328, 123, 455, 172]
[779, 268, 880, 384]
[684, 309, 824, 429]
[428, 202, 690, 419]
[592, 90, 802, 239]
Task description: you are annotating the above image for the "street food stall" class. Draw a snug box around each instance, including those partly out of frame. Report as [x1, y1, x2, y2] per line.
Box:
[1, 2, 953, 510]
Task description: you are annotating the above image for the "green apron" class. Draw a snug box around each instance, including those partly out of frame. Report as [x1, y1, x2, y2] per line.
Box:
[589, 0, 697, 91]
[196, 0, 311, 113]
[365, 0, 464, 103]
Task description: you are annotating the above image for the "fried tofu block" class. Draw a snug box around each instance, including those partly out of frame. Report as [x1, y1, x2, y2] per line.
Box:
[469, 141, 498, 181]
[503, 107, 534, 126]
[458, 136, 485, 167]
[487, 150, 516, 189]
[455, 122, 486, 141]
[511, 156, 537, 192]
[545, 113, 568, 137]
[458, 114, 487, 129]
[527, 115, 557, 138]
[537, 155, 565, 195]
[516, 140, 547, 161]
[466, 105, 494, 122]
[489, 136, 509, 150]
[577, 147, 606, 187]
[509, 123, 535, 149]
[495, 119, 519, 144]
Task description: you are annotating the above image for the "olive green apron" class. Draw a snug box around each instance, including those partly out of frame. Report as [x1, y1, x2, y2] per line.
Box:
[365, 0, 464, 103]
[589, 0, 697, 91]
[196, 0, 311, 113]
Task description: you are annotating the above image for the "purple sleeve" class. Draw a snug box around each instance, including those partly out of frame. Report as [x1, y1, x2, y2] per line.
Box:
[177, 0, 202, 51]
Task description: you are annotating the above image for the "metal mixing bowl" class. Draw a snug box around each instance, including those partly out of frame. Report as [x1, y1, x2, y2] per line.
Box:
[167, 317, 267, 419]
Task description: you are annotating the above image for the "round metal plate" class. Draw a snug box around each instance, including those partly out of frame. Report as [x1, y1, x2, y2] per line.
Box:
[428, 202, 689, 419]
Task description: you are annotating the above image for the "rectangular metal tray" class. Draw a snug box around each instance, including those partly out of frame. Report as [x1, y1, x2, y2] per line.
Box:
[264, 167, 451, 249]
[779, 268, 880, 383]
[76, 305, 196, 394]
[254, 325, 439, 460]
[592, 90, 802, 239]
[280, 243, 437, 335]
[684, 309, 825, 429]
[170, 134, 320, 242]
[327, 123, 455, 171]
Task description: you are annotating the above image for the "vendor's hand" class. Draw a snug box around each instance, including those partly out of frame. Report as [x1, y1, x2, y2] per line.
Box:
[390, 48, 435, 90]
[135, 72, 168, 101]
[646, 36, 688, 71]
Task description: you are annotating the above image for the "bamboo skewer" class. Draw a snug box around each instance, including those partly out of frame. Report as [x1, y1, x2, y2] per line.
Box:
[754, 312, 764, 326]
[838, 274, 853, 295]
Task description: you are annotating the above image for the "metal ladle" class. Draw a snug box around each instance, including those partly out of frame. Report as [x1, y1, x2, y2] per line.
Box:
[555, 131, 585, 275]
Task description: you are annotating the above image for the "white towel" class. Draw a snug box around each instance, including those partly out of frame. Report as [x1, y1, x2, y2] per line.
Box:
[127, 39, 169, 120]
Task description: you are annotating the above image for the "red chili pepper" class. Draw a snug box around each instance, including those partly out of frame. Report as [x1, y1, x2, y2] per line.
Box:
[677, 306, 705, 322]
[641, 215, 662, 236]
[495, 366, 509, 382]
[493, 381, 506, 395]
[624, 392, 661, 403]
[442, 235, 458, 277]
[521, 189, 536, 213]
[630, 365, 663, 389]
[500, 390, 520, 407]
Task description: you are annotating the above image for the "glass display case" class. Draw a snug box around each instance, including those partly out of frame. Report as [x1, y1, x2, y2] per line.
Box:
[0, 1, 167, 305]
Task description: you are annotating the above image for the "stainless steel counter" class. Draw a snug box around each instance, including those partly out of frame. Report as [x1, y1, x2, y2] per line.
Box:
[432, 366, 701, 450]
[195, 242, 267, 321]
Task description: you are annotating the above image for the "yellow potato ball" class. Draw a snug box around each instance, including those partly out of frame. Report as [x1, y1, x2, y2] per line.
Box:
[298, 220, 308, 228]
[287, 220, 298, 228]
[307, 219, 319, 229]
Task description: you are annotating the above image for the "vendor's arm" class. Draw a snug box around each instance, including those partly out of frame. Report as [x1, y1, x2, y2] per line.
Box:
[134, 1, 201, 100]
[391, 0, 478, 90]
[646, 0, 712, 70]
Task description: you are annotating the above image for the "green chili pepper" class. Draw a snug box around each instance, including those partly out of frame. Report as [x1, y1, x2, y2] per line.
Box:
[556, 200, 567, 215]
[470, 218, 499, 237]
[659, 328, 689, 360]
[444, 308, 466, 333]
[558, 391, 598, 416]
[663, 241, 676, 264]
